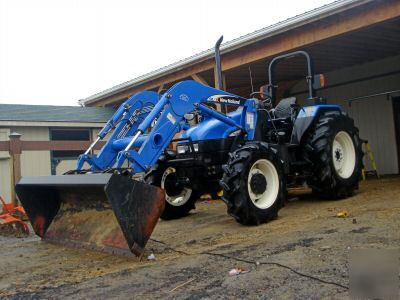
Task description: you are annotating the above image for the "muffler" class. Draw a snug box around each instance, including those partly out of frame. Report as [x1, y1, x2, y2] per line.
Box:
[15, 173, 165, 257]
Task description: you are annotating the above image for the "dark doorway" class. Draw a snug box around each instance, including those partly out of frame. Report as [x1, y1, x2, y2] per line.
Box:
[393, 97, 400, 174]
[49, 127, 91, 175]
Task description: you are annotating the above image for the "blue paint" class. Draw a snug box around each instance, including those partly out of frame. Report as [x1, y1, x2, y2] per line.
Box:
[181, 109, 242, 140]
[76, 91, 159, 171]
[115, 80, 257, 172]
[111, 135, 148, 151]
[297, 105, 341, 118]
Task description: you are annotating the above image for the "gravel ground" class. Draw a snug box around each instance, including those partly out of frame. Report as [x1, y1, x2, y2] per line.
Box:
[0, 177, 399, 299]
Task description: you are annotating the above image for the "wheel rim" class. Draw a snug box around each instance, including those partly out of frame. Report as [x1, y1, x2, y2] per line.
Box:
[161, 167, 192, 206]
[332, 131, 356, 179]
[247, 159, 280, 209]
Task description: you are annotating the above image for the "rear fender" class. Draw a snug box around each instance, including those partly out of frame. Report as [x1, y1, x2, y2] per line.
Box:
[290, 105, 342, 144]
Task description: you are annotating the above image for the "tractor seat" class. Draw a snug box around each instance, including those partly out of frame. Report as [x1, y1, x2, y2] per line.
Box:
[273, 97, 297, 119]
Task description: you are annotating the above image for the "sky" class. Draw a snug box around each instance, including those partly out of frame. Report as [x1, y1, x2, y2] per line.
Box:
[0, 0, 334, 106]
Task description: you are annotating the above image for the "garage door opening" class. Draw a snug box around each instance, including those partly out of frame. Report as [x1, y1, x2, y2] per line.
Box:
[393, 97, 400, 174]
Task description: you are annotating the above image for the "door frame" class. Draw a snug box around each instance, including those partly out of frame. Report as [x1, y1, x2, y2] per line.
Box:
[392, 96, 400, 174]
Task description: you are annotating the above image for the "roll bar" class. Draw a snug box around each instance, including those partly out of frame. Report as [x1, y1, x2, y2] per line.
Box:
[267, 50, 316, 105]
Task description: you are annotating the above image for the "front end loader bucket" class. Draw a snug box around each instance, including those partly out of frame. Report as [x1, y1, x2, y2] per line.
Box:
[15, 174, 165, 257]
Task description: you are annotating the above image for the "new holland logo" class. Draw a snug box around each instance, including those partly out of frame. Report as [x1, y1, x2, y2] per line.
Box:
[207, 95, 241, 105]
[179, 94, 189, 102]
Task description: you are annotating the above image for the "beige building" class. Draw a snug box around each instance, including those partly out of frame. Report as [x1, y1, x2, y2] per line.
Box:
[0, 104, 114, 202]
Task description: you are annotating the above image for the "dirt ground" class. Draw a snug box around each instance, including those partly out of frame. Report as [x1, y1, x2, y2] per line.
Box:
[0, 177, 399, 299]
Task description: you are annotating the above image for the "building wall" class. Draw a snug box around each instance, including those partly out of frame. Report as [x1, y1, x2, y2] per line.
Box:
[56, 159, 78, 175]
[0, 128, 12, 201]
[290, 54, 400, 174]
[10, 127, 52, 177]
[0, 125, 104, 203]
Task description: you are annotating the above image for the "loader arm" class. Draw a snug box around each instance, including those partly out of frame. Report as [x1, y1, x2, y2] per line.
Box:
[115, 80, 258, 172]
[76, 91, 159, 171]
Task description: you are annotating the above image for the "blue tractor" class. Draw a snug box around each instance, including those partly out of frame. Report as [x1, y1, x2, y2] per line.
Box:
[16, 38, 363, 257]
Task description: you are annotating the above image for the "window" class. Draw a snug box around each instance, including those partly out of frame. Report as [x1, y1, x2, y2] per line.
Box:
[50, 128, 90, 141]
[52, 150, 83, 158]
[49, 128, 91, 174]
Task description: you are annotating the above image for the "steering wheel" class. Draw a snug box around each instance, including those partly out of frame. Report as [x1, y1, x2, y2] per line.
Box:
[250, 92, 273, 108]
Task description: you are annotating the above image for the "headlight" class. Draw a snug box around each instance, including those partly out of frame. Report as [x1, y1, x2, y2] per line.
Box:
[229, 130, 241, 137]
[177, 145, 188, 154]
[176, 143, 199, 154]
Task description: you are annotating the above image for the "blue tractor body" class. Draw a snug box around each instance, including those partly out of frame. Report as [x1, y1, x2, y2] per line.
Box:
[180, 103, 344, 144]
[181, 109, 242, 141]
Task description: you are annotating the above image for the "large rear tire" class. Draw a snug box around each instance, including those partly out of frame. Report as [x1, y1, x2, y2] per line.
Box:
[220, 142, 286, 225]
[303, 111, 363, 199]
[145, 164, 198, 220]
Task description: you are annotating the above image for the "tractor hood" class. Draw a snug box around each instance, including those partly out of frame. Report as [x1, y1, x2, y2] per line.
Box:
[181, 109, 242, 141]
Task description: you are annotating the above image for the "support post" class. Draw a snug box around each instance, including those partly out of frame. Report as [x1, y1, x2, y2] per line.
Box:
[157, 84, 165, 94]
[9, 132, 22, 205]
[191, 74, 209, 86]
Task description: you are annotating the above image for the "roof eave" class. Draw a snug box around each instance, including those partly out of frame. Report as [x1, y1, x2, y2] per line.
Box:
[80, 0, 371, 106]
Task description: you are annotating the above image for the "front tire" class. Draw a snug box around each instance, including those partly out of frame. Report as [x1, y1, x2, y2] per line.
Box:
[220, 142, 286, 225]
[304, 111, 363, 199]
[145, 164, 199, 220]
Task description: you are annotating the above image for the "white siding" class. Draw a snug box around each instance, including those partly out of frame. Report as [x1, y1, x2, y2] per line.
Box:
[91, 127, 112, 156]
[7, 127, 103, 175]
[290, 55, 400, 174]
[20, 151, 52, 176]
[92, 128, 101, 141]
[9, 127, 49, 141]
[0, 128, 12, 201]
[0, 128, 10, 158]
[0, 159, 12, 202]
[56, 160, 77, 175]
[53, 128, 106, 174]
[0, 125, 105, 201]
[10, 127, 52, 177]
